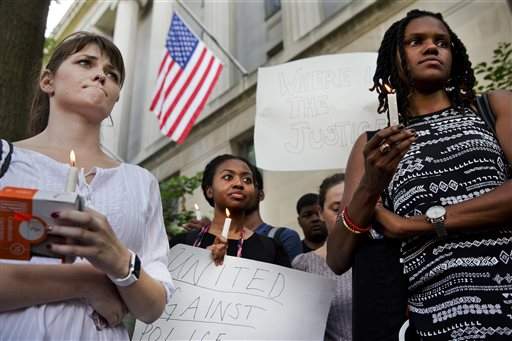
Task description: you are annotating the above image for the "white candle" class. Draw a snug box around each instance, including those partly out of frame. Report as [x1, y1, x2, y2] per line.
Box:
[385, 84, 399, 127]
[221, 208, 231, 240]
[63, 150, 79, 264]
[65, 150, 79, 192]
[194, 203, 202, 220]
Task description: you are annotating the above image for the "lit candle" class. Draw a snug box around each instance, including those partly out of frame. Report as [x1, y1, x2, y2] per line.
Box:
[221, 208, 231, 240]
[384, 84, 399, 127]
[194, 203, 202, 220]
[63, 150, 79, 264]
[65, 150, 79, 192]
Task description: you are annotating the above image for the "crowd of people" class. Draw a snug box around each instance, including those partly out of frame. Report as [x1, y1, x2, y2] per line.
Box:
[0, 7, 510, 341]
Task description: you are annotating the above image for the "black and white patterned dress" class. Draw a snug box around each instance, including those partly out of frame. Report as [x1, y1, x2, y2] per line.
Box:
[382, 106, 512, 340]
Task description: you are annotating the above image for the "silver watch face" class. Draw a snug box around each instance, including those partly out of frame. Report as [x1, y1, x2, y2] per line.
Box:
[427, 206, 446, 220]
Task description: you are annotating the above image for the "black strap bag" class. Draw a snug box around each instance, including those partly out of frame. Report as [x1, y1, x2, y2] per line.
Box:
[0, 140, 13, 179]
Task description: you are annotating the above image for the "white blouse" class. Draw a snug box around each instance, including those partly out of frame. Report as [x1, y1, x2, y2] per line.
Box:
[0, 141, 174, 341]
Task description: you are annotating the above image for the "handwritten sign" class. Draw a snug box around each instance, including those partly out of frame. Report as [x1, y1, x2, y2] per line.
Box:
[255, 53, 386, 171]
[132, 244, 335, 340]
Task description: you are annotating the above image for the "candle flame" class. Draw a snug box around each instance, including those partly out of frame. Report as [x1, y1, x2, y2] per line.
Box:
[69, 150, 76, 167]
[225, 208, 230, 218]
[194, 203, 199, 210]
[384, 84, 395, 94]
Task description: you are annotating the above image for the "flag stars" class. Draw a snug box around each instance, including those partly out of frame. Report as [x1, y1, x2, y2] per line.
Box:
[166, 14, 199, 69]
[150, 12, 223, 143]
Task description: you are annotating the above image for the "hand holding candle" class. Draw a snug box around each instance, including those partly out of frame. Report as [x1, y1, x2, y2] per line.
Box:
[65, 150, 79, 193]
[221, 208, 231, 240]
[384, 84, 399, 127]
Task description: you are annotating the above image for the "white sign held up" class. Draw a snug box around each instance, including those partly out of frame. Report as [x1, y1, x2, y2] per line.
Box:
[132, 244, 335, 340]
[255, 53, 387, 171]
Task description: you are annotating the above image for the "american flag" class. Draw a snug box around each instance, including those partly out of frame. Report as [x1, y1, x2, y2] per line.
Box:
[150, 13, 223, 143]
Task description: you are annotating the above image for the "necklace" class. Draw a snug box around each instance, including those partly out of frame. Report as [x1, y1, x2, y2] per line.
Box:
[193, 223, 245, 257]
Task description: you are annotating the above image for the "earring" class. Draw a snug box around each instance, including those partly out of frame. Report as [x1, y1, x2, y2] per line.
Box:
[102, 114, 114, 128]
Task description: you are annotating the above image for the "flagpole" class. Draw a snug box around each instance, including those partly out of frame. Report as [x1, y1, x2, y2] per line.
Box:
[175, 0, 249, 77]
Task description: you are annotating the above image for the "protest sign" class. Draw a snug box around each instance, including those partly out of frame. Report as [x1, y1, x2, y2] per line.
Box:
[255, 53, 387, 171]
[132, 244, 335, 340]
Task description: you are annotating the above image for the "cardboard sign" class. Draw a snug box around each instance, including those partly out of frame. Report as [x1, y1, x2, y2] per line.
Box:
[255, 53, 387, 171]
[133, 244, 335, 340]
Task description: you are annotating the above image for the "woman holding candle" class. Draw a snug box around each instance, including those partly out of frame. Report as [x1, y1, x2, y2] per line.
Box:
[170, 154, 290, 267]
[327, 9, 511, 340]
[0, 32, 174, 340]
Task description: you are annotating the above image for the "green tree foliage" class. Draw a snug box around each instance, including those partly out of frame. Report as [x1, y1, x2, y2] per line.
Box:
[160, 172, 203, 236]
[43, 37, 58, 66]
[474, 42, 512, 93]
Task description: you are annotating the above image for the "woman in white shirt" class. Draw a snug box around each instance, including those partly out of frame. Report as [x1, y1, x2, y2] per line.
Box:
[292, 173, 352, 341]
[0, 32, 174, 340]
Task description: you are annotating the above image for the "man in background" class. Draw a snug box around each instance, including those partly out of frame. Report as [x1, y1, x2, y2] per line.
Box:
[296, 193, 327, 253]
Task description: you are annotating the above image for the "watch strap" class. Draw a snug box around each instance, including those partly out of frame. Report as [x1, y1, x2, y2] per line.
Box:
[108, 249, 141, 287]
[434, 220, 447, 238]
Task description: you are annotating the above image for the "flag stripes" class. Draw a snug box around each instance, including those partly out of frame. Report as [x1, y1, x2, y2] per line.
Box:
[149, 13, 223, 143]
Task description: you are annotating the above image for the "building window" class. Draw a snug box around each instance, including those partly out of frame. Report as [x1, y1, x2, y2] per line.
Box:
[231, 130, 256, 166]
[264, 0, 281, 20]
[239, 139, 256, 166]
[234, 1, 283, 73]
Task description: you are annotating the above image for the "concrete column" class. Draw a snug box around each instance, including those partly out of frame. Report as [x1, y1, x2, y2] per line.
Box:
[106, 0, 139, 160]
[139, 1, 175, 152]
[281, 1, 322, 46]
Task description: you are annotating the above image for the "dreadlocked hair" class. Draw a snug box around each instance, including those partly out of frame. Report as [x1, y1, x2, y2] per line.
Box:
[370, 9, 476, 125]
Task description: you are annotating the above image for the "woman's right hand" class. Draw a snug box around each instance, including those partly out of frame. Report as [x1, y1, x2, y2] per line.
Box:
[84, 268, 128, 328]
[208, 236, 227, 266]
[361, 124, 417, 193]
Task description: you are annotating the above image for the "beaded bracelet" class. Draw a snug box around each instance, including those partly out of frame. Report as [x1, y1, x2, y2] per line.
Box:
[338, 209, 361, 234]
[342, 207, 371, 234]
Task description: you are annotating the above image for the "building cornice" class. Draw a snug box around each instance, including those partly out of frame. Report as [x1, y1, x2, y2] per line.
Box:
[52, 1, 97, 40]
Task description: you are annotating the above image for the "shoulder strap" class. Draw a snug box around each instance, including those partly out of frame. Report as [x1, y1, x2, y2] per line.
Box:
[476, 93, 497, 136]
[0, 140, 13, 179]
[273, 227, 286, 241]
[266, 227, 286, 242]
[267, 226, 280, 239]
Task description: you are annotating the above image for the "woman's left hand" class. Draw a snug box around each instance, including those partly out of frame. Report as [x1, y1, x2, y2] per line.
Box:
[48, 208, 131, 279]
[375, 205, 414, 239]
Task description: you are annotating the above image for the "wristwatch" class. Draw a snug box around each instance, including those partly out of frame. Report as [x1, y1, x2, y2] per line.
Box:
[108, 249, 141, 287]
[426, 206, 447, 238]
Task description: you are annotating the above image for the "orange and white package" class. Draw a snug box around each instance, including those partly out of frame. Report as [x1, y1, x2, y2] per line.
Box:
[0, 186, 83, 262]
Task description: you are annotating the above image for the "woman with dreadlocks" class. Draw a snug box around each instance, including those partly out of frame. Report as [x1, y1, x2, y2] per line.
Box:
[327, 9, 511, 340]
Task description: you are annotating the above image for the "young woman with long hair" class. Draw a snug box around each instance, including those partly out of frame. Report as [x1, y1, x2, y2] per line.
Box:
[0, 32, 174, 340]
